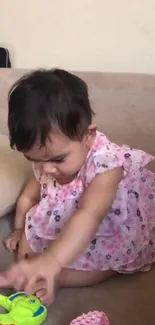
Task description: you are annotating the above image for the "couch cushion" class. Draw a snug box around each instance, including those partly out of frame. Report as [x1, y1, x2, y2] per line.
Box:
[0, 68, 26, 135]
[0, 134, 32, 217]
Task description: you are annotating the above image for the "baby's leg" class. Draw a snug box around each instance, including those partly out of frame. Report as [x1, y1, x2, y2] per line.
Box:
[36, 268, 116, 304]
[17, 232, 37, 261]
[58, 268, 115, 287]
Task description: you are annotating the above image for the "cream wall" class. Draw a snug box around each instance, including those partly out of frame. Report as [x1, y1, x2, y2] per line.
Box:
[0, 0, 155, 73]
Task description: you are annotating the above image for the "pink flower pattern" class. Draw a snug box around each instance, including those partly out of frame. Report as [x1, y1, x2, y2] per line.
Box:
[25, 132, 155, 273]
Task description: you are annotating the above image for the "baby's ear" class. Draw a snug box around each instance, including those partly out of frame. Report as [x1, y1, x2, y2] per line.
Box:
[88, 124, 97, 136]
[84, 124, 97, 145]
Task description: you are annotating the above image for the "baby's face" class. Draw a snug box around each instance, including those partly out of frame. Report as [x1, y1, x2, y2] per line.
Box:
[24, 131, 90, 184]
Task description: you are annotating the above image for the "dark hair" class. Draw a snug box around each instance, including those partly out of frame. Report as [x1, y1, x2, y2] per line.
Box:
[8, 69, 94, 151]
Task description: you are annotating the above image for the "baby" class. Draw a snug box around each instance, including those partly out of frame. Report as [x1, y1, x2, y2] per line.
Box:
[1, 69, 155, 305]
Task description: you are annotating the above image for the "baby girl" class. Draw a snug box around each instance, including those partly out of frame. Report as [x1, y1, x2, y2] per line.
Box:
[0, 69, 155, 305]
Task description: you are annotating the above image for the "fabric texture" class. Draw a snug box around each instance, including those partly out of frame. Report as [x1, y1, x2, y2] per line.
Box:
[25, 132, 155, 273]
[0, 134, 32, 217]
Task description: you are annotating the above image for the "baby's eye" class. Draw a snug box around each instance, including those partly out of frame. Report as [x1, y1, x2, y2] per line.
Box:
[52, 158, 65, 164]
[56, 159, 65, 164]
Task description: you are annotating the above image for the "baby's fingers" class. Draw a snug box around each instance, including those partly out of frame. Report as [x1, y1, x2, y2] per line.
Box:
[39, 285, 55, 306]
[10, 238, 19, 252]
[4, 264, 27, 291]
[13, 275, 27, 292]
[3, 237, 12, 252]
[24, 275, 42, 295]
[40, 278, 56, 306]
[0, 271, 13, 288]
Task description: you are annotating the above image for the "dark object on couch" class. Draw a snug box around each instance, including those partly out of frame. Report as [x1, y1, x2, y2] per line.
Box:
[0, 47, 11, 67]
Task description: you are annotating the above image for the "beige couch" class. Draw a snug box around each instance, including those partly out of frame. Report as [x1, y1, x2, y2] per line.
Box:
[0, 68, 155, 325]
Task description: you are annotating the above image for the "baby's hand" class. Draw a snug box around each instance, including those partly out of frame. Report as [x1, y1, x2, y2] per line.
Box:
[0, 253, 61, 306]
[4, 229, 23, 252]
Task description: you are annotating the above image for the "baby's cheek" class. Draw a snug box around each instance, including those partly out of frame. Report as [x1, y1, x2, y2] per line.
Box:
[63, 166, 75, 175]
[67, 164, 79, 175]
[62, 161, 75, 173]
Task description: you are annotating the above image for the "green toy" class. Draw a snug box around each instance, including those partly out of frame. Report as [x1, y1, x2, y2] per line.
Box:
[0, 292, 47, 325]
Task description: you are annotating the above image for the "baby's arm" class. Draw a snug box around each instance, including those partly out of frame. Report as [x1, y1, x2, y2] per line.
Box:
[14, 176, 40, 229]
[47, 167, 123, 267]
[0, 167, 123, 303]
[4, 176, 40, 252]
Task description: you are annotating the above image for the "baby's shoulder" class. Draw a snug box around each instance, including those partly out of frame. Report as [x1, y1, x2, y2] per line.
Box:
[85, 131, 123, 168]
[82, 132, 154, 185]
[80, 132, 123, 184]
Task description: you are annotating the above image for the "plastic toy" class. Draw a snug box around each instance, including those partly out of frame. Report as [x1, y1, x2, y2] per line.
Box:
[0, 292, 47, 325]
[70, 311, 109, 325]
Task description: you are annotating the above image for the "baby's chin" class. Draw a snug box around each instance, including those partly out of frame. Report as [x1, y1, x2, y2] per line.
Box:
[55, 173, 78, 185]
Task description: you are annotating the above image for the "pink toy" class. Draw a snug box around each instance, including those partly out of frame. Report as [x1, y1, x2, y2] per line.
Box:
[70, 311, 109, 325]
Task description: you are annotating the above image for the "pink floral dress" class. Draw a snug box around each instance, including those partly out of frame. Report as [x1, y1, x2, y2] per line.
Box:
[25, 132, 155, 273]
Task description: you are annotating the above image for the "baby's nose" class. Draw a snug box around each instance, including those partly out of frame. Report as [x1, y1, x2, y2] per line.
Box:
[42, 163, 57, 175]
